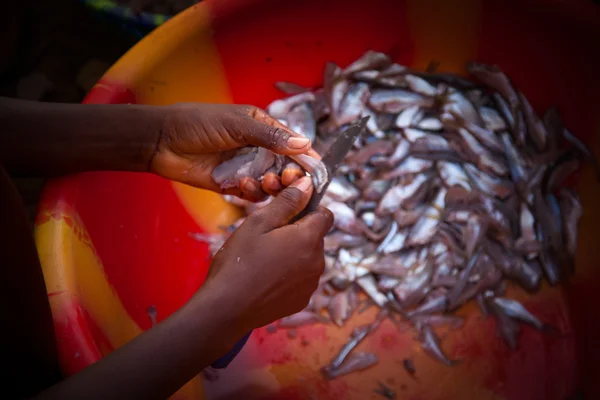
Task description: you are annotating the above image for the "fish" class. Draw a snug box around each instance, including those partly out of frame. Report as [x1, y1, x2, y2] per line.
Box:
[376, 174, 430, 215]
[326, 176, 360, 202]
[337, 82, 370, 126]
[464, 164, 513, 199]
[322, 352, 379, 380]
[406, 294, 448, 318]
[324, 231, 367, 252]
[412, 315, 464, 329]
[479, 106, 506, 132]
[330, 325, 371, 369]
[288, 153, 328, 193]
[557, 188, 581, 260]
[467, 63, 520, 125]
[511, 259, 543, 292]
[446, 111, 504, 153]
[417, 117, 443, 131]
[394, 205, 426, 228]
[405, 74, 437, 96]
[519, 92, 547, 150]
[380, 157, 433, 180]
[493, 297, 544, 330]
[395, 105, 424, 128]
[407, 208, 441, 247]
[217, 54, 587, 373]
[279, 310, 329, 328]
[442, 89, 481, 126]
[324, 200, 365, 235]
[357, 275, 389, 307]
[386, 139, 411, 166]
[274, 81, 310, 94]
[285, 102, 317, 143]
[455, 128, 508, 176]
[365, 254, 409, 278]
[267, 91, 316, 119]
[393, 254, 434, 307]
[419, 324, 457, 366]
[342, 50, 391, 76]
[437, 162, 471, 191]
[447, 249, 482, 308]
[328, 291, 351, 327]
[487, 296, 520, 350]
[464, 216, 488, 259]
[346, 140, 395, 165]
[369, 89, 433, 113]
[411, 135, 453, 156]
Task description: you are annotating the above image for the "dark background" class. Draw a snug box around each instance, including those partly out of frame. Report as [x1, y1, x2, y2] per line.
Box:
[1, 0, 140, 220]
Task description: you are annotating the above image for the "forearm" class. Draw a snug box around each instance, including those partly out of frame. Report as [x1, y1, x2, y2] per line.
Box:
[34, 285, 246, 400]
[0, 97, 165, 177]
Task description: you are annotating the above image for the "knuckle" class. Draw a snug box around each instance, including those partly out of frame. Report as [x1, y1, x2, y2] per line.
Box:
[267, 126, 290, 148]
[278, 187, 302, 209]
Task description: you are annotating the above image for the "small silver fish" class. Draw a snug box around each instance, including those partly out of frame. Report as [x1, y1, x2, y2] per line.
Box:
[369, 89, 432, 113]
[279, 310, 329, 328]
[322, 352, 379, 380]
[479, 106, 506, 132]
[417, 117, 443, 131]
[357, 275, 389, 307]
[377, 174, 430, 215]
[493, 297, 544, 330]
[437, 161, 471, 191]
[405, 74, 437, 96]
[395, 105, 424, 128]
[267, 92, 316, 119]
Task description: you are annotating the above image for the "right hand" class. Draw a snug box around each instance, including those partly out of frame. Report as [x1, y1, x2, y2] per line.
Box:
[204, 176, 333, 330]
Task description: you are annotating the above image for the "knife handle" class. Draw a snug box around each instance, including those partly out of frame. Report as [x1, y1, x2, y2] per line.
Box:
[210, 330, 252, 369]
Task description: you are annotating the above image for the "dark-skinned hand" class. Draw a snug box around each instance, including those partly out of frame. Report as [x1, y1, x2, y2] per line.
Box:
[201, 176, 333, 330]
[150, 103, 319, 201]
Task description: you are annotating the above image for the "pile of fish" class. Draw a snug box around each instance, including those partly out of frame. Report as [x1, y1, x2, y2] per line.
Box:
[198, 50, 593, 379]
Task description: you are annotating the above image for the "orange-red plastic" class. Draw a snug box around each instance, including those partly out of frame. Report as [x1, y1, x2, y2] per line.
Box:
[35, 0, 600, 399]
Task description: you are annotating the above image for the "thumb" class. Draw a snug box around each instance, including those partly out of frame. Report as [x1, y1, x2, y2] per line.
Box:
[248, 176, 313, 232]
[241, 107, 312, 155]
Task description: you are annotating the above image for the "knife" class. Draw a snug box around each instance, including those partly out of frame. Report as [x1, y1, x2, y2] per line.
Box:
[210, 116, 368, 369]
[291, 116, 369, 222]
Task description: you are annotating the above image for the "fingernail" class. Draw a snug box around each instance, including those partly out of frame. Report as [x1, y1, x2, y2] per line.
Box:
[287, 136, 310, 149]
[292, 176, 312, 193]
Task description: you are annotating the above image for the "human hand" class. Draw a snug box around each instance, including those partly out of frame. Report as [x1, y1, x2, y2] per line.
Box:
[150, 103, 318, 201]
[202, 176, 334, 330]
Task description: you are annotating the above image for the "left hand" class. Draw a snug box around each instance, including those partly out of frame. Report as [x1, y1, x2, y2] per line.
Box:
[150, 103, 318, 201]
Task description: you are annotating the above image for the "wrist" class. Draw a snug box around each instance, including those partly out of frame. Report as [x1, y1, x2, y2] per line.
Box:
[184, 280, 249, 351]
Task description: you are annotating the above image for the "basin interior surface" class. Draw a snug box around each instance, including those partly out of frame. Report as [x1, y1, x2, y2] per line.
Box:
[35, 0, 600, 399]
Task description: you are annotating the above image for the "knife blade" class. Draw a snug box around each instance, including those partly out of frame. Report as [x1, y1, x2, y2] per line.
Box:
[291, 116, 369, 222]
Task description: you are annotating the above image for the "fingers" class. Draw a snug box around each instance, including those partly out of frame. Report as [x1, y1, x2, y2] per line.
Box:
[247, 176, 314, 232]
[294, 206, 334, 238]
[260, 172, 282, 196]
[281, 166, 305, 186]
[239, 177, 267, 202]
[243, 107, 312, 155]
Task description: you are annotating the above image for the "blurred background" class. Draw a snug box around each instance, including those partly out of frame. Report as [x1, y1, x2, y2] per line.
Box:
[1, 0, 197, 220]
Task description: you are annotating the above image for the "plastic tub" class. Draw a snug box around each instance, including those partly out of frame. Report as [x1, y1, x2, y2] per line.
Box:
[36, 0, 600, 399]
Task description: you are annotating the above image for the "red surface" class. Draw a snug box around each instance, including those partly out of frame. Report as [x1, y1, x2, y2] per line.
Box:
[39, 0, 600, 397]
[209, 0, 414, 108]
[41, 172, 212, 332]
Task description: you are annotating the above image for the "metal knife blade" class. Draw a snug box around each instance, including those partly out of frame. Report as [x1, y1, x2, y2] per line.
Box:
[291, 116, 369, 222]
